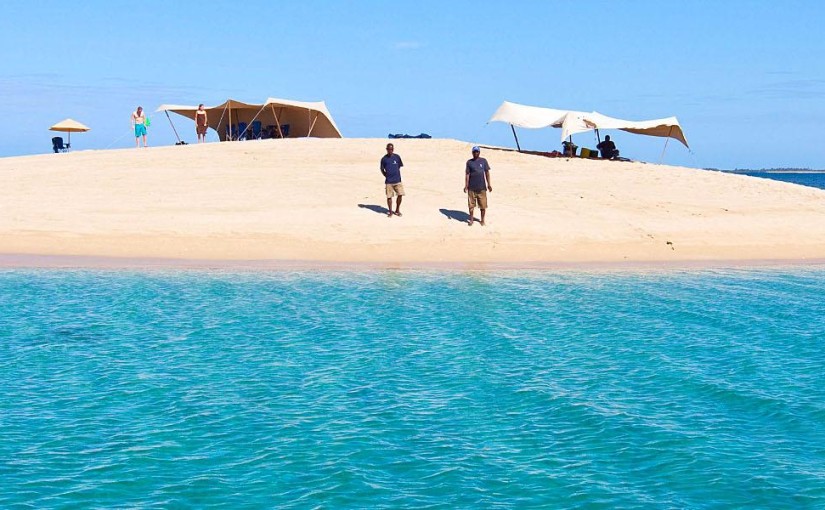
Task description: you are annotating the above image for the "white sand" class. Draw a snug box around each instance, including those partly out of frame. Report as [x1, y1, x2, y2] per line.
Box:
[1, 138, 824, 267]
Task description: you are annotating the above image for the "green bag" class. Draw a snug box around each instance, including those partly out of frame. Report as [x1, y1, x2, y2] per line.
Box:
[144, 116, 151, 127]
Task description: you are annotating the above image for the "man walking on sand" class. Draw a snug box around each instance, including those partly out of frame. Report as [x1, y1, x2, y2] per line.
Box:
[380, 143, 405, 217]
[464, 146, 492, 226]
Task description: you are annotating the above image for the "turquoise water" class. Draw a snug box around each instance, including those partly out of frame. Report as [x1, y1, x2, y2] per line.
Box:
[2, 269, 825, 508]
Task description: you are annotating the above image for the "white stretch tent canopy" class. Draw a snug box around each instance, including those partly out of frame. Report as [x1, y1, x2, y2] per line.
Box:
[156, 97, 342, 141]
[487, 101, 585, 130]
[489, 101, 689, 148]
[560, 111, 689, 148]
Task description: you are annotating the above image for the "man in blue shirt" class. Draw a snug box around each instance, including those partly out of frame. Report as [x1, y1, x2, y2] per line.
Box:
[380, 143, 405, 217]
[464, 146, 492, 226]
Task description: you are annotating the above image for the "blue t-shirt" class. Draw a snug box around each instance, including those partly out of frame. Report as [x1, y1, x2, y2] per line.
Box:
[380, 154, 404, 184]
[466, 157, 490, 191]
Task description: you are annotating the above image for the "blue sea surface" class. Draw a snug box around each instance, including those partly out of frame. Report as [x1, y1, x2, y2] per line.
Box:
[743, 171, 825, 190]
[2, 269, 825, 508]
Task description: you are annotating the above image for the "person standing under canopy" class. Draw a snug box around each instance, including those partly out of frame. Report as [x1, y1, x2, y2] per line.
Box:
[195, 104, 208, 143]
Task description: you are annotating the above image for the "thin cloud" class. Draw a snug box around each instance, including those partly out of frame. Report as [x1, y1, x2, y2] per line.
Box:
[749, 79, 825, 100]
[393, 41, 424, 50]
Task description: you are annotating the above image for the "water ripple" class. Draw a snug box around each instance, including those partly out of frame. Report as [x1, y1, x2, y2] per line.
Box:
[1, 268, 824, 507]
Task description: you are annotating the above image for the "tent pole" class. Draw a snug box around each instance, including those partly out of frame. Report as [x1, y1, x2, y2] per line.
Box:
[240, 103, 267, 140]
[214, 104, 228, 142]
[658, 126, 674, 164]
[595, 128, 601, 144]
[307, 112, 318, 137]
[510, 124, 521, 152]
[270, 104, 283, 138]
[164, 111, 182, 144]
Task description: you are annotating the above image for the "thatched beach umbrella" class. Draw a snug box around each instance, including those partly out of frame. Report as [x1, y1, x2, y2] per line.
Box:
[49, 118, 90, 150]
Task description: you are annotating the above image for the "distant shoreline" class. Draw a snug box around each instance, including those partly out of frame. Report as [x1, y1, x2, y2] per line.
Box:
[713, 169, 825, 174]
[3, 253, 825, 272]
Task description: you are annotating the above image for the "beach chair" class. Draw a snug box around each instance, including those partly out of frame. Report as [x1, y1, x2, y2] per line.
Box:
[238, 122, 248, 140]
[251, 120, 262, 140]
[280, 124, 290, 138]
[225, 124, 240, 141]
[52, 136, 69, 153]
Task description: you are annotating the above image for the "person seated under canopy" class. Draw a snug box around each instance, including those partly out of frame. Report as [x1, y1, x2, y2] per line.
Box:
[561, 140, 577, 157]
[597, 135, 619, 159]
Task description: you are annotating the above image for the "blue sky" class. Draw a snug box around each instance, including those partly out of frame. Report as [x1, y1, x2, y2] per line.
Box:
[1, 1, 823, 169]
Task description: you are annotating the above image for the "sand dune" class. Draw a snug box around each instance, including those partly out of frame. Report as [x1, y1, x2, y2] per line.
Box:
[1, 138, 824, 267]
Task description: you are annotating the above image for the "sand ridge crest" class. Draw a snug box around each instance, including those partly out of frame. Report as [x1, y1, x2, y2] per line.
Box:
[1, 138, 824, 266]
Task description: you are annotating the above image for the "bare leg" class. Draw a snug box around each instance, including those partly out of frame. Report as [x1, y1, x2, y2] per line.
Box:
[386, 197, 393, 217]
[135, 136, 139, 148]
[143, 134, 148, 148]
[395, 196, 403, 216]
[467, 207, 474, 226]
[480, 209, 486, 226]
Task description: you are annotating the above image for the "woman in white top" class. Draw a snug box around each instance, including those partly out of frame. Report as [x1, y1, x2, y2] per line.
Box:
[131, 106, 148, 148]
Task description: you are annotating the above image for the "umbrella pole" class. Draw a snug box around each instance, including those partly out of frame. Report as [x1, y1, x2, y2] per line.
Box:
[509, 124, 521, 152]
[68, 131, 71, 150]
[595, 128, 601, 144]
[658, 126, 674, 163]
[165, 111, 182, 144]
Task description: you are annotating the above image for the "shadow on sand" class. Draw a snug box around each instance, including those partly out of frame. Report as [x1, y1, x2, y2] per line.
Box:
[358, 203, 391, 215]
[439, 208, 472, 223]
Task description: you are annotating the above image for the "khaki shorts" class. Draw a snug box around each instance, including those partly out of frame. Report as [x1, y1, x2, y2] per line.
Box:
[386, 183, 405, 198]
[468, 189, 488, 209]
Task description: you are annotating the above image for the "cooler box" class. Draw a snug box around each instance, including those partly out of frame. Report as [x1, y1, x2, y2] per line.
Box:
[580, 147, 591, 158]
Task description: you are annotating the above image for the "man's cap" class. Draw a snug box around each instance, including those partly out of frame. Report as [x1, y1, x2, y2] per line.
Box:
[472, 146, 480, 152]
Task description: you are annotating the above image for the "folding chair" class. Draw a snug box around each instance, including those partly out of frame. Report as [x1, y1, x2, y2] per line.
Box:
[52, 137, 70, 153]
